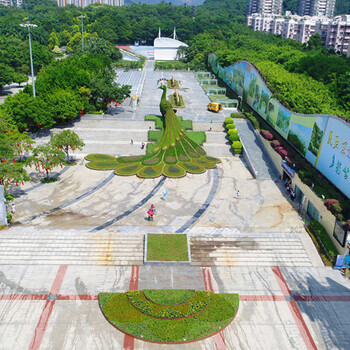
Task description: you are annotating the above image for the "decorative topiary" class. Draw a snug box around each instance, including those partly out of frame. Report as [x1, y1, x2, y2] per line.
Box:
[85, 85, 220, 178]
[232, 141, 243, 154]
[85, 154, 116, 162]
[226, 124, 236, 130]
[224, 117, 234, 125]
[229, 134, 240, 142]
[227, 128, 238, 136]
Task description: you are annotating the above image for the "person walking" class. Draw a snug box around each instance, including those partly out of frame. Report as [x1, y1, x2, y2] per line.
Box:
[236, 190, 240, 199]
[141, 142, 145, 150]
[130, 138, 134, 145]
[11, 204, 16, 214]
[162, 189, 168, 200]
[147, 209, 154, 221]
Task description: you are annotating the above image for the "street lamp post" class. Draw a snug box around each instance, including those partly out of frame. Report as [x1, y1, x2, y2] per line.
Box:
[20, 21, 37, 98]
[78, 15, 86, 52]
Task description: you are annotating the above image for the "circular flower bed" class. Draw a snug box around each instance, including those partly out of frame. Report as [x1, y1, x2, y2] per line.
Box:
[99, 289, 239, 343]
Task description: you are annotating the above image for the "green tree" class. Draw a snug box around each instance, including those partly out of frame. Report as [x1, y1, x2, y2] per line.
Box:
[0, 63, 15, 91]
[48, 31, 60, 51]
[1, 92, 54, 130]
[13, 72, 28, 87]
[50, 129, 85, 163]
[26, 142, 65, 179]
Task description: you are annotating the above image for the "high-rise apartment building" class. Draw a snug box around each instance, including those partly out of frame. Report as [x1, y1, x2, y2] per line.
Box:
[246, 0, 282, 15]
[297, 0, 335, 17]
[57, 0, 123, 7]
[0, 0, 22, 6]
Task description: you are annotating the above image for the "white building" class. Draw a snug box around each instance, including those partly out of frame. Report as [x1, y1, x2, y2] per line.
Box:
[154, 29, 188, 61]
[247, 13, 350, 53]
[297, 0, 336, 18]
[246, 0, 282, 15]
[57, 0, 123, 7]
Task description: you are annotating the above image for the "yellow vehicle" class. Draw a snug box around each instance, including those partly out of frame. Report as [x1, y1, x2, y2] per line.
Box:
[207, 102, 223, 113]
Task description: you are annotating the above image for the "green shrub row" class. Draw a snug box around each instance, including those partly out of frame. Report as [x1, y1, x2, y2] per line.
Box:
[144, 115, 164, 130]
[309, 220, 338, 261]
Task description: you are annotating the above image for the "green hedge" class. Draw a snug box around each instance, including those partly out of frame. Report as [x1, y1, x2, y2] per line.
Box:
[229, 134, 240, 142]
[226, 124, 235, 130]
[144, 115, 164, 130]
[224, 117, 234, 124]
[230, 112, 245, 118]
[232, 141, 242, 149]
[144, 289, 196, 306]
[227, 128, 238, 136]
[309, 221, 338, 261]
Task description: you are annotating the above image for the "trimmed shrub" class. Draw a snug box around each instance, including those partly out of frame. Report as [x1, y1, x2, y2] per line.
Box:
[230, 112, 244, 118]
[229, 134, 240, 142]
[248, 116, 259, 129]
[309, 221, 338, 261]
[224, 117, 234, 125]
[279, 149, 288, 159]
[226, 124, 236, 130]
[260, 130, 274, 140]
[324, 199, 339, 210]
[232, 141, 243, 154]
[7, 213, 12, 223]
[227, 128, 238, 136]
[271, 140, 280, 148]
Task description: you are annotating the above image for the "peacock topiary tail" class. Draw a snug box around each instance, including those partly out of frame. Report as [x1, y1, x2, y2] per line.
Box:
[85, 83, 221, 178]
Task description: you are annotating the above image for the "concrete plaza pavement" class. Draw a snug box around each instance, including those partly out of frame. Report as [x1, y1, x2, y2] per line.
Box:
[0, 63, 349, 350]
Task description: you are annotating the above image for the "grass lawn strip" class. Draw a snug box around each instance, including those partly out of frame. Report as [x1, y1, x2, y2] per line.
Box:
[99, 291, 239, 343]
[144, 289, 196, 306]
[147, 234, 188, 261]
[85, 154, 116, 162]
[85, 161, 119, 170]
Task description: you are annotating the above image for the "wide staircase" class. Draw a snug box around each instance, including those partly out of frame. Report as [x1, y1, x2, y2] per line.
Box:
[190, 232, 314, 267]
[0, 227, 144, 265]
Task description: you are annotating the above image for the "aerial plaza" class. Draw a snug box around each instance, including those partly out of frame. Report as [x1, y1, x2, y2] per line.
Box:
[0, 63, 348, 349]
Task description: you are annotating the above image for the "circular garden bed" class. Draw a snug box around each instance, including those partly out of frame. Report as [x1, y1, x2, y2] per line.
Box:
[99, 289, 239, 343]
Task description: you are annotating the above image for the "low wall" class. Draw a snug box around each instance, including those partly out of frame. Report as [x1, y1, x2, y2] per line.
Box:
[0, 186, 7, 225]
[259, 136, 345, 254]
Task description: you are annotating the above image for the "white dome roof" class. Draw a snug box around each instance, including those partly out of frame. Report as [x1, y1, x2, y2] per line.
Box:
[154, 37, 188, 49]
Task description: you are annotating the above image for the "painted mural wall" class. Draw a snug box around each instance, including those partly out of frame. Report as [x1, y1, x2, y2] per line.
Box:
[208, 53, 350, 199]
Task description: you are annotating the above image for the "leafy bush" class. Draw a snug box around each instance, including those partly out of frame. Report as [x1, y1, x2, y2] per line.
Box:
[229, 134, 240, 142]
[271, 140, 281, 148]
[260, 130, 274, 140]
[226, 124, 236, 130]
[232, 141, 242, 149]
[309, 221, 338, 261]
[230, 112, 244, 118]
[324, 199, 339, 210]
[41, 177, 58, 183]
[247, 115, 259, 129]
[6, 213, 12, 223]
[227, 128, 238, 136]
[224, 117, 233, 124]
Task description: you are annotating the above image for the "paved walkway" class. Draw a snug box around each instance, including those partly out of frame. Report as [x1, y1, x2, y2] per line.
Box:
[233, 118, 279, 180]
[1, 63, 349, 350]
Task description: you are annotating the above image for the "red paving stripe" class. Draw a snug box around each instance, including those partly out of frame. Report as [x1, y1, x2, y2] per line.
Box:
[240, 295, 285, 301]
[57, 294, 98, 301]
[271, 266, 291, 296]
[201, 267, 226, 350]
[129, 265, 139, 291]
[202, 267, 214, 293]
[0, 294, 47, 301]
[123, 266, 140, 350]
[50, 265, 68, 295]
[28, 265, 68, 350]
[272, 266, 317, 350]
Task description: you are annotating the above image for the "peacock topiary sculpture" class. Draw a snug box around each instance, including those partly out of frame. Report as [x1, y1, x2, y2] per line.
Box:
[85, 84, 220, 178]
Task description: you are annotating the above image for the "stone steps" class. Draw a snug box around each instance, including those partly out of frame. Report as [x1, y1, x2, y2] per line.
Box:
[190, 234, 313, 267]
[0, 228, 144, 265]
